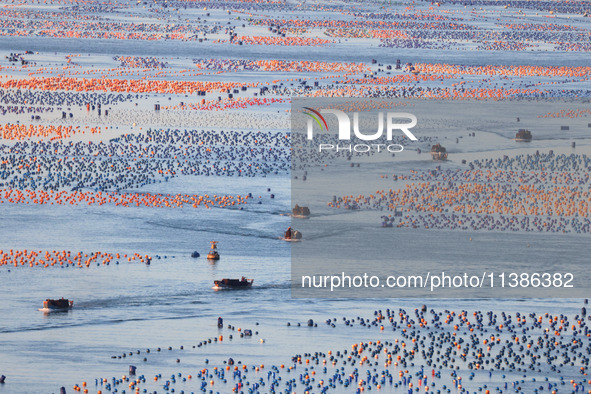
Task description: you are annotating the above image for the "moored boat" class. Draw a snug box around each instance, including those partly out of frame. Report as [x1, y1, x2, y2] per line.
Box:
[213, 277, 253, 290]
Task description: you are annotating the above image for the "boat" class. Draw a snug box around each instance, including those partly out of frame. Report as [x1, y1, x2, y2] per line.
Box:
[292, 204, 310, 219]
[207, 241, 220, 260]
[213, 277, 253, 290]
[430, 144, 448, 160]
[281, 227, 302, 242]
[39, 298, 73, 312]
[191, 251, 200, 258]
[515, 129, 532, 142]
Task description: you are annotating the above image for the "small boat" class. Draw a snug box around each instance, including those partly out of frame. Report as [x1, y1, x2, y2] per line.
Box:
[39, 298, 73, 312]
[515, 129, 532, 142]
[281, 227, 302, 242]
[213, 277, 253, 290]
[191, 251, 200, 258]
[207, 241, 220, 260]
[430, 144, 448, 160]
[292, 204, 310, 219]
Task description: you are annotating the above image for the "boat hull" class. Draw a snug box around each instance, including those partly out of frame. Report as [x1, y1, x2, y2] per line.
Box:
[40, 298, 73, 312]
[38, 307, 72, 313]
[213, 279, 253, 290]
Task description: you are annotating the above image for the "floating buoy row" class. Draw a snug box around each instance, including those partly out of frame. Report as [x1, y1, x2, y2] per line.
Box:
[0, 249, 151, 268]
[0, 123, 99, 141]
[0, 77, 260, 95]
[217, 36, 335, 46]
[0, 189, 249, 209]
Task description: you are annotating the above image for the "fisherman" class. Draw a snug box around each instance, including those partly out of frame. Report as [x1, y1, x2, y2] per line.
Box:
[217, 316, 223, 328]
[285, 227, 292, 240]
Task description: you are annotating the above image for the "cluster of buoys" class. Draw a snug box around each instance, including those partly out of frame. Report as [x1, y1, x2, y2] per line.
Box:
[502, 22, 582, 32]
[332, 152, 591, 233]
[555, 41, 591, 52]
[56, 105, 290, 129]
[61, 303, 591, 393]
[477, 40, 539, 51]
[408, 63, 591, 81]
[0, 104, 54, 117]
[539, 108, 591, 118]
[0, 0, 589, 54]
[0, 77, 260, 95]
[326, 28, 411, 40]
[0, 189, 248, 209]
[470, 152, 591, 172]
[380, 38, 454, 49]
[218, 36, 334, 46]
[0, 88, 138, 107]
[443, 0, 590, 15]
[191, 58, 368, 74]
[0, 249, 151, 268]
[244, 14, 585, 53]
[251, 17, 474, 31]
[164, 96, 286, 111]
[0, 17, 213, 41]
[112, 56, 168, 69]
[0, 128, 291, 190]
[340, 73, 454, 85]
[0, 123, 92, 140]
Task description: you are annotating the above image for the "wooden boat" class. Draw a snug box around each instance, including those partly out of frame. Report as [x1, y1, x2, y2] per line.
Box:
[430, 144, 448, 160]
[515, 129, 532, 142]
[213, 277, 253, 290]
[39, 298, 73, 312]
[292, 204, 310, 219]
[207, 241, 220, 260]
[282, 227, 302, 241]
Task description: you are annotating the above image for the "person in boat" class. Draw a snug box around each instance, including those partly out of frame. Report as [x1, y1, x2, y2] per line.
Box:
[285, 226, 292, 240]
